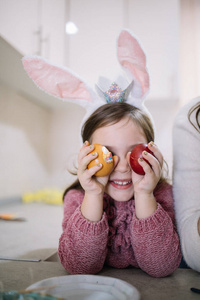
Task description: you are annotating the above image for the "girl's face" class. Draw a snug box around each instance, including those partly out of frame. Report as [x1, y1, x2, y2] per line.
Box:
[91, 116, 147, 202]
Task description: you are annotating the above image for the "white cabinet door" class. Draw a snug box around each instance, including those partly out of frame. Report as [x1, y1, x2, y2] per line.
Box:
[0, 0, 38, 55]
[0, 0, 66, 65]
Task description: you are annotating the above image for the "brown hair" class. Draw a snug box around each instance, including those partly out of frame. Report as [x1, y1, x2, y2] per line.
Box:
[82, 103, 154, 143]
[64, 102, 167, 197]
[188, 101, 200, 132]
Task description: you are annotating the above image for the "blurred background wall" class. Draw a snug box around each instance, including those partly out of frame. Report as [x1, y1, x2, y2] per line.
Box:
[0, 0, 200, 201]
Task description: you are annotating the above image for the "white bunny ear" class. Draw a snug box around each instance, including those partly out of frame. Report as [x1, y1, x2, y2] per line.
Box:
[117, 29, 150, 99]
[22, 56, 97, 105]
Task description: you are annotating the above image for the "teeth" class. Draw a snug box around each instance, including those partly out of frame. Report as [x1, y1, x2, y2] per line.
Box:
[113, 180, 132, 186]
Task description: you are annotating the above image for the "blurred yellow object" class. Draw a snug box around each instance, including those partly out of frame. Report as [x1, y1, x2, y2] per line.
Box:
[22, 189, 63, 205]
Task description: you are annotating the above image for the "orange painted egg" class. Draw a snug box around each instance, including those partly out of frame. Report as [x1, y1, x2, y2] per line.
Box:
[88, 144, 113, 177]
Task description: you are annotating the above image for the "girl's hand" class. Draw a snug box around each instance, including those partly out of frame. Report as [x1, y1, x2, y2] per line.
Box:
[128, 142, 163, 219]
[77, 141, 111, 196]
[78, 141, 117, 222]
[128, 142, 163, 194]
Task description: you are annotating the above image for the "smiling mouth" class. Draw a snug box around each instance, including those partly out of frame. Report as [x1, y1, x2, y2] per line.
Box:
[109, 180, 132, 189]
[112, 180, 132, 185]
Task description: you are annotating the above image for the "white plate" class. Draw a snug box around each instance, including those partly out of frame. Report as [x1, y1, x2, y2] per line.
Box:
[27, 275, 140, 300]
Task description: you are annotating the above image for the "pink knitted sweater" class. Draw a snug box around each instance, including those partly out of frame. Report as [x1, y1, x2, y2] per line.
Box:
[58, 182, 181, 277]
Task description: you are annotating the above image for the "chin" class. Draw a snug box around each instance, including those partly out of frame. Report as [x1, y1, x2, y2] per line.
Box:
[105, 185, 134, 202]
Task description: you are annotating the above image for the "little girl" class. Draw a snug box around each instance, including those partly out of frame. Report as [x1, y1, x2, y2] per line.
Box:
[21, 29, 181, 278]
[58, 102, 181, 277]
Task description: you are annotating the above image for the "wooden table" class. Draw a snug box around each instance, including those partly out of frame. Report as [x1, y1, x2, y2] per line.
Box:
[0, 202, 199, 299]
[0, 249, 200, 300]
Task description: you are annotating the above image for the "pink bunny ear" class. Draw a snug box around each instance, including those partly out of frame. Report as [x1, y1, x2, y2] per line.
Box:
[22, 56, 94, 103]
[117, 30, 149, 98]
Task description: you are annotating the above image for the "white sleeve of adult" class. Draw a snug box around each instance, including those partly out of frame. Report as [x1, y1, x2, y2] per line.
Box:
[173, 97, 200, 272]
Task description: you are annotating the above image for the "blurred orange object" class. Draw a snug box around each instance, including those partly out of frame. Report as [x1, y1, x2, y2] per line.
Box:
[0, 213, 26, 221]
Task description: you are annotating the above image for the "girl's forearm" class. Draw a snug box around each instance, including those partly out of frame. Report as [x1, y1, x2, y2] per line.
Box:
[81, 192, 104, 222]
[131, 204, 182, 277]
[134, 192, 157, 219]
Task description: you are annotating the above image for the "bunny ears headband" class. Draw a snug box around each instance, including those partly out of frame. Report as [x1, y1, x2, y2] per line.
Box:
[22, 29, 152, 142]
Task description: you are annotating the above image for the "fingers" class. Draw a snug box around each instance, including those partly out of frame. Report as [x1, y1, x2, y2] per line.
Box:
[147, 142, 163, 168]
[138, 142, 163, 177]
[78, 141, 104, 178]
[77, 142, 106, 194]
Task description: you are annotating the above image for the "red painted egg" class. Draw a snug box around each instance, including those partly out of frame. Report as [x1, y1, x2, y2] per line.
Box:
[130, 143, 154, 175]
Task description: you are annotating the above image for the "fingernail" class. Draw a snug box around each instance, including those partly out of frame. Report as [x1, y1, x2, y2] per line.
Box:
[144, 151, 148, 155]
[139, 158, 144, 161]
[97, 163, 102, 167]
[92, 152, 97, 156]
[150, 142, 154, 147]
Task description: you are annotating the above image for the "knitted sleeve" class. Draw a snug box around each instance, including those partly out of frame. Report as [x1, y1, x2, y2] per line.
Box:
[58, 189, 109, 274]
[131, 183, 182, 277]
[173, 98, 200, 272]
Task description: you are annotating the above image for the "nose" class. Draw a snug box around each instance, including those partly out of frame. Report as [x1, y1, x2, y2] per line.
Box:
[114, 154, 131, 173]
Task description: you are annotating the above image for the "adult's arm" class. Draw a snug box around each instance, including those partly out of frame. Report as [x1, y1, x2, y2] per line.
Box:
[173, 98, 200, 272]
